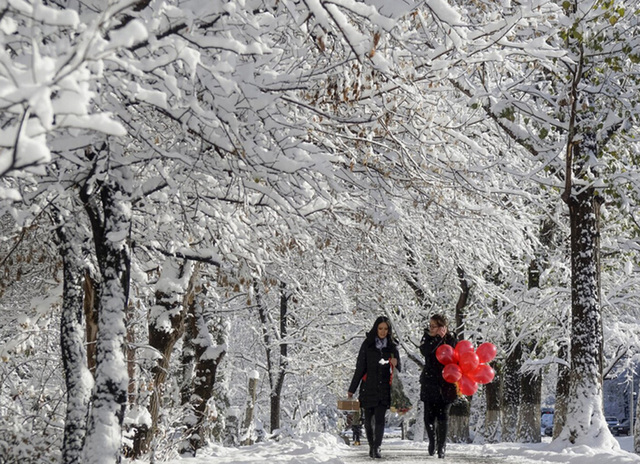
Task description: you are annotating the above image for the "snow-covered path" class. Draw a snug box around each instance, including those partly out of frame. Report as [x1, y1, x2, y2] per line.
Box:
[345, 440, 505, 463]
[152, 434, 640, 464]
[344, 438, 640, 464]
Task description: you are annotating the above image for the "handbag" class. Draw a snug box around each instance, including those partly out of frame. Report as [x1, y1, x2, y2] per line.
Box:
[337, 398, 361, 411]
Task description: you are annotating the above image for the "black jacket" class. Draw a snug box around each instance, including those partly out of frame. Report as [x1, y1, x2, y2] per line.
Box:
[348, 335, 401, 409]
[419, 331, 457, 403]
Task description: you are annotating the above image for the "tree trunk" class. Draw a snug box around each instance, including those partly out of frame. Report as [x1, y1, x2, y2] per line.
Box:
[125, 300, 137, 406]
[448, 398, 471, 443]
[563, 185, 607, 444]
[516, 259, 543, 443]
[484, 362, 501, 443]
[553, 342, 570, 440]
[501, 341, 522, 442]
[517, 371, 541, 443]
[253, 279, 290, 434]
[55, 218, 92, 464]
[83, 269, 99, 374]
[242, 375, 259, 445]
[81, 166, 133, 464]
[448, 265, 471, 442]
[180, 275, 227, 456]
[270, 282, 290, 433]
[180, 304, 197, 407]
[634, 388, 640, 453]
[133, 259, 192, 456]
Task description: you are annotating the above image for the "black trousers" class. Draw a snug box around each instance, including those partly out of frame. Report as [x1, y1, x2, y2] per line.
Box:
[423, 400, 451, 453]
[352, 423, 362, 442]
[363, 405, 386, 448]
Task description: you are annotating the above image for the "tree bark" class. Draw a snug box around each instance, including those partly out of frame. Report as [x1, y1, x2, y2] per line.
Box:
[449, 398, 471, 443]
[449, 266, 471, 443]
[133, 259, 192, 456]
[553, 342, 570, 439]
[484, 362, 501, 443]
[83, 269, 99, 374]
[634, 388, 640, 453]
[517, 371, 541, 443]
[81, 165, 133, 464]
[516, 258, 543, 443]
[242, 375, 259, 445]
[180, 274, 227, 456]
[253, 279, 290, 434]
[55, 217, 92, 464]
[270, 282, 289, 433]
[563, 184, 607, 444]
[501, 341, 522, 442]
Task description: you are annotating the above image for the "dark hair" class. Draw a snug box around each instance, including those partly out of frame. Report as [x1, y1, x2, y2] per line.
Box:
[430, 313, 449, 328]
[367, 316, 394, 341]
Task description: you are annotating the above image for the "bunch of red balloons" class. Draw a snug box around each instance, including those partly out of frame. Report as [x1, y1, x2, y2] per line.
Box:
[436, 340, 497, 396]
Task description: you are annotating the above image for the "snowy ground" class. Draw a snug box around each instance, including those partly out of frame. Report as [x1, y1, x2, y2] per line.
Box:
[132, 433, 640, 464]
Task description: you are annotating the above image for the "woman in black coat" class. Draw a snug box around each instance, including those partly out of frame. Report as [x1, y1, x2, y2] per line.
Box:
[347, 316, 401, 459]
[420, 313, 457, 459]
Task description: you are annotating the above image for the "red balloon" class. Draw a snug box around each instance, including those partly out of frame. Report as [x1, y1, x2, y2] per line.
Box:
[436, 344, 456, 365]
[442, 363, 463, 384]
[458, 374, 478, 396]
[454, 340, 474, 359]
[459, 351, 480, 373]
[476, 342, 497, 364]
[469, 364, 495, 385]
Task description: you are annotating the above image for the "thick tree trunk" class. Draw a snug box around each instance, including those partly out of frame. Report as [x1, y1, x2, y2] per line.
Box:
[180, 275, 227, 456]
[449, 399, 471, 443]
[553, 343, 570, 440]
[484, 362, 501, 443]
[83, 269, 99, 374]
[516, 259, 543, 443]
[187, 317, 225, 452]
[180, 306, 197, 407]
[55, 219, 92, 464]
[501, 341, 522, 442]
[517, 371, 541, 443]
[449, 265, 471, 443]
[562, 186, 607, 444]
[133, 259, 192, 456]
[81, 168, 132, 464]
[241, 375, 259, 445]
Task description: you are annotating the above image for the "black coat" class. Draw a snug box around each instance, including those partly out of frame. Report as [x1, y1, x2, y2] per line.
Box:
[348, 335, 401, 409]
[419, 331, 457, 403]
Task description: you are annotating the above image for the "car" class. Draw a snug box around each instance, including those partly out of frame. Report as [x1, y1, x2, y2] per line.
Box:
[611, 420, 630, 436]
[541, 411, 554, 437]
[606, 416, 619, 431]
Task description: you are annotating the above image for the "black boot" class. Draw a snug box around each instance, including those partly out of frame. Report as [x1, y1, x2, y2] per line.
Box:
[426, 423, 435, 456]
[436, 419, 447, 459]
[373, 417, 384, 459]
[365, 420, 374, 457]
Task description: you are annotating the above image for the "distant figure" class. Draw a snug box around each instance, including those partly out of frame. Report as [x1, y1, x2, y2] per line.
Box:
[351, 408, 362, 445]
[420, 314, 457, 459]
[347, 316, 401, 459]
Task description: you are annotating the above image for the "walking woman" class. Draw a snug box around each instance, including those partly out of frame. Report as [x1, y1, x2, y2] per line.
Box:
[347, 316, 401, 459]
[420, 313, 457, 458]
